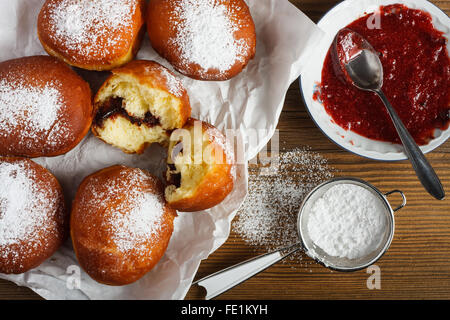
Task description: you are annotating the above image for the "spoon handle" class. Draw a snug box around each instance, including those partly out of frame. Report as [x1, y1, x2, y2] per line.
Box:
[375, 90, 445, 200]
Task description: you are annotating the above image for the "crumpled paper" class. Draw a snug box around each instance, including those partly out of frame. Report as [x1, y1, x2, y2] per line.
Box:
[0, 0, 322, 299]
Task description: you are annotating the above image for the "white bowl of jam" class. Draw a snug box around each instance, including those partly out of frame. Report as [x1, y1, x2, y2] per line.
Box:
[300, 0, 450, 161]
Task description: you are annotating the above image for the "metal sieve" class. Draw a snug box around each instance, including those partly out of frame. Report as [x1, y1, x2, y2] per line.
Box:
[298, 177, 406, 272]
[194, 177, 406, 299]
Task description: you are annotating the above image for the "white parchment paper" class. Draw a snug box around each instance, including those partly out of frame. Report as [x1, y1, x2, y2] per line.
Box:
[0, 0, 322, 299]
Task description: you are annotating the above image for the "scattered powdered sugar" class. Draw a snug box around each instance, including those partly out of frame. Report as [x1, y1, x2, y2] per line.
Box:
[0, 78, 64, 150]
[169, 0, 250, 76]
[45, 0, 138, 58]
[109, 190, 164, 253]
[158, 66, 184, 98]
[45, 118, 75, 148]
[206, 127, 235, 165]
[233, 148, 335, 263]
[0, 161, 58, 261]
[0, 78, 62, 133]
[82, 168, 165, 255]
[307, 184, 387, 260]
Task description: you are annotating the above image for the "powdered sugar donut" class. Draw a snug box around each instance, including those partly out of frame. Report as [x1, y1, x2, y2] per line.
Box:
[0, 56, 93, 158]
[147, 0, 256, 81]
[38, 0, 146, 71]
[70, 166, 177, 286]
[0, 157, 67, 274]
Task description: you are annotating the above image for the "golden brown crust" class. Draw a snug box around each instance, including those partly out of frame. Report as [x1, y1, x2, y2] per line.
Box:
[0, 157, 67, 274]
[0, 56, 93, 158]
[167, 118, 235, 212]
[71, 165, 177, 286]
[147, 0, 256, 81]
[168, 166, 235, 212]
[37, 0, 146, 71]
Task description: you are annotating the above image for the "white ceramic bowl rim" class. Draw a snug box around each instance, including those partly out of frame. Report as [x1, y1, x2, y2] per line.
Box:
[299, 0, 450, 161]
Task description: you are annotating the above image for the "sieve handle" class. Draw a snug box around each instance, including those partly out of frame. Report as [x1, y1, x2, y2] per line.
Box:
[193, 243, 302, 300]
[385, 190, 407, 212]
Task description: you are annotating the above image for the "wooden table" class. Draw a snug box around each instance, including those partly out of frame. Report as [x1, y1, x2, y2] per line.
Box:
[1, 0, 449, 300]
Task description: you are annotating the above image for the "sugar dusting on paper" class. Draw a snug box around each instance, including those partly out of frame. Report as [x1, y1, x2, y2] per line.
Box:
[233, 147, 335, 265]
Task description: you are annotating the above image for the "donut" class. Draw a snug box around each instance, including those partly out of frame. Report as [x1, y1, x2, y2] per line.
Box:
[37, 0, 146, 71]
[92, 60, 191, 154]
[165, 118, 235, 212]
[147, 0, 256, 81]
[0, 56, 93, 158]
[0, 157, 67, 274]
[71, 165, 177, 286]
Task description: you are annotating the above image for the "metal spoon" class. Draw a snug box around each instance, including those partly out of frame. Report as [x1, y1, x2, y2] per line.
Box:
[332, 29, 445, 201]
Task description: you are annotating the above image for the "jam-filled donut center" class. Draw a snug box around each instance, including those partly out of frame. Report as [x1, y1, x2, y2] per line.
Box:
[95, 97, 161, 128]
[95, 75, 186, 131]
[166, 163, 181, 188]
[165, 134, 216, 202]
[166, 142, 183, 188]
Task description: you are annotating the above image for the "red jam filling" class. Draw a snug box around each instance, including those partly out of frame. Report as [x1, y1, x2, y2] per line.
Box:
[315, 4, 450, 145]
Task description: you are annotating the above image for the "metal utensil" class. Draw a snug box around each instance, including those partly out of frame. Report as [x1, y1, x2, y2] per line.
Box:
[298, 177, 405, 271]
[194, 177, 406, 299]
[332, 29, 445, 201]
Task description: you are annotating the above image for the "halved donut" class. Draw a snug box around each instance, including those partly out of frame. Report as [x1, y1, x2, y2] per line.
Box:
[92, 60, 191, 154]
[165, 118, 235, 212]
